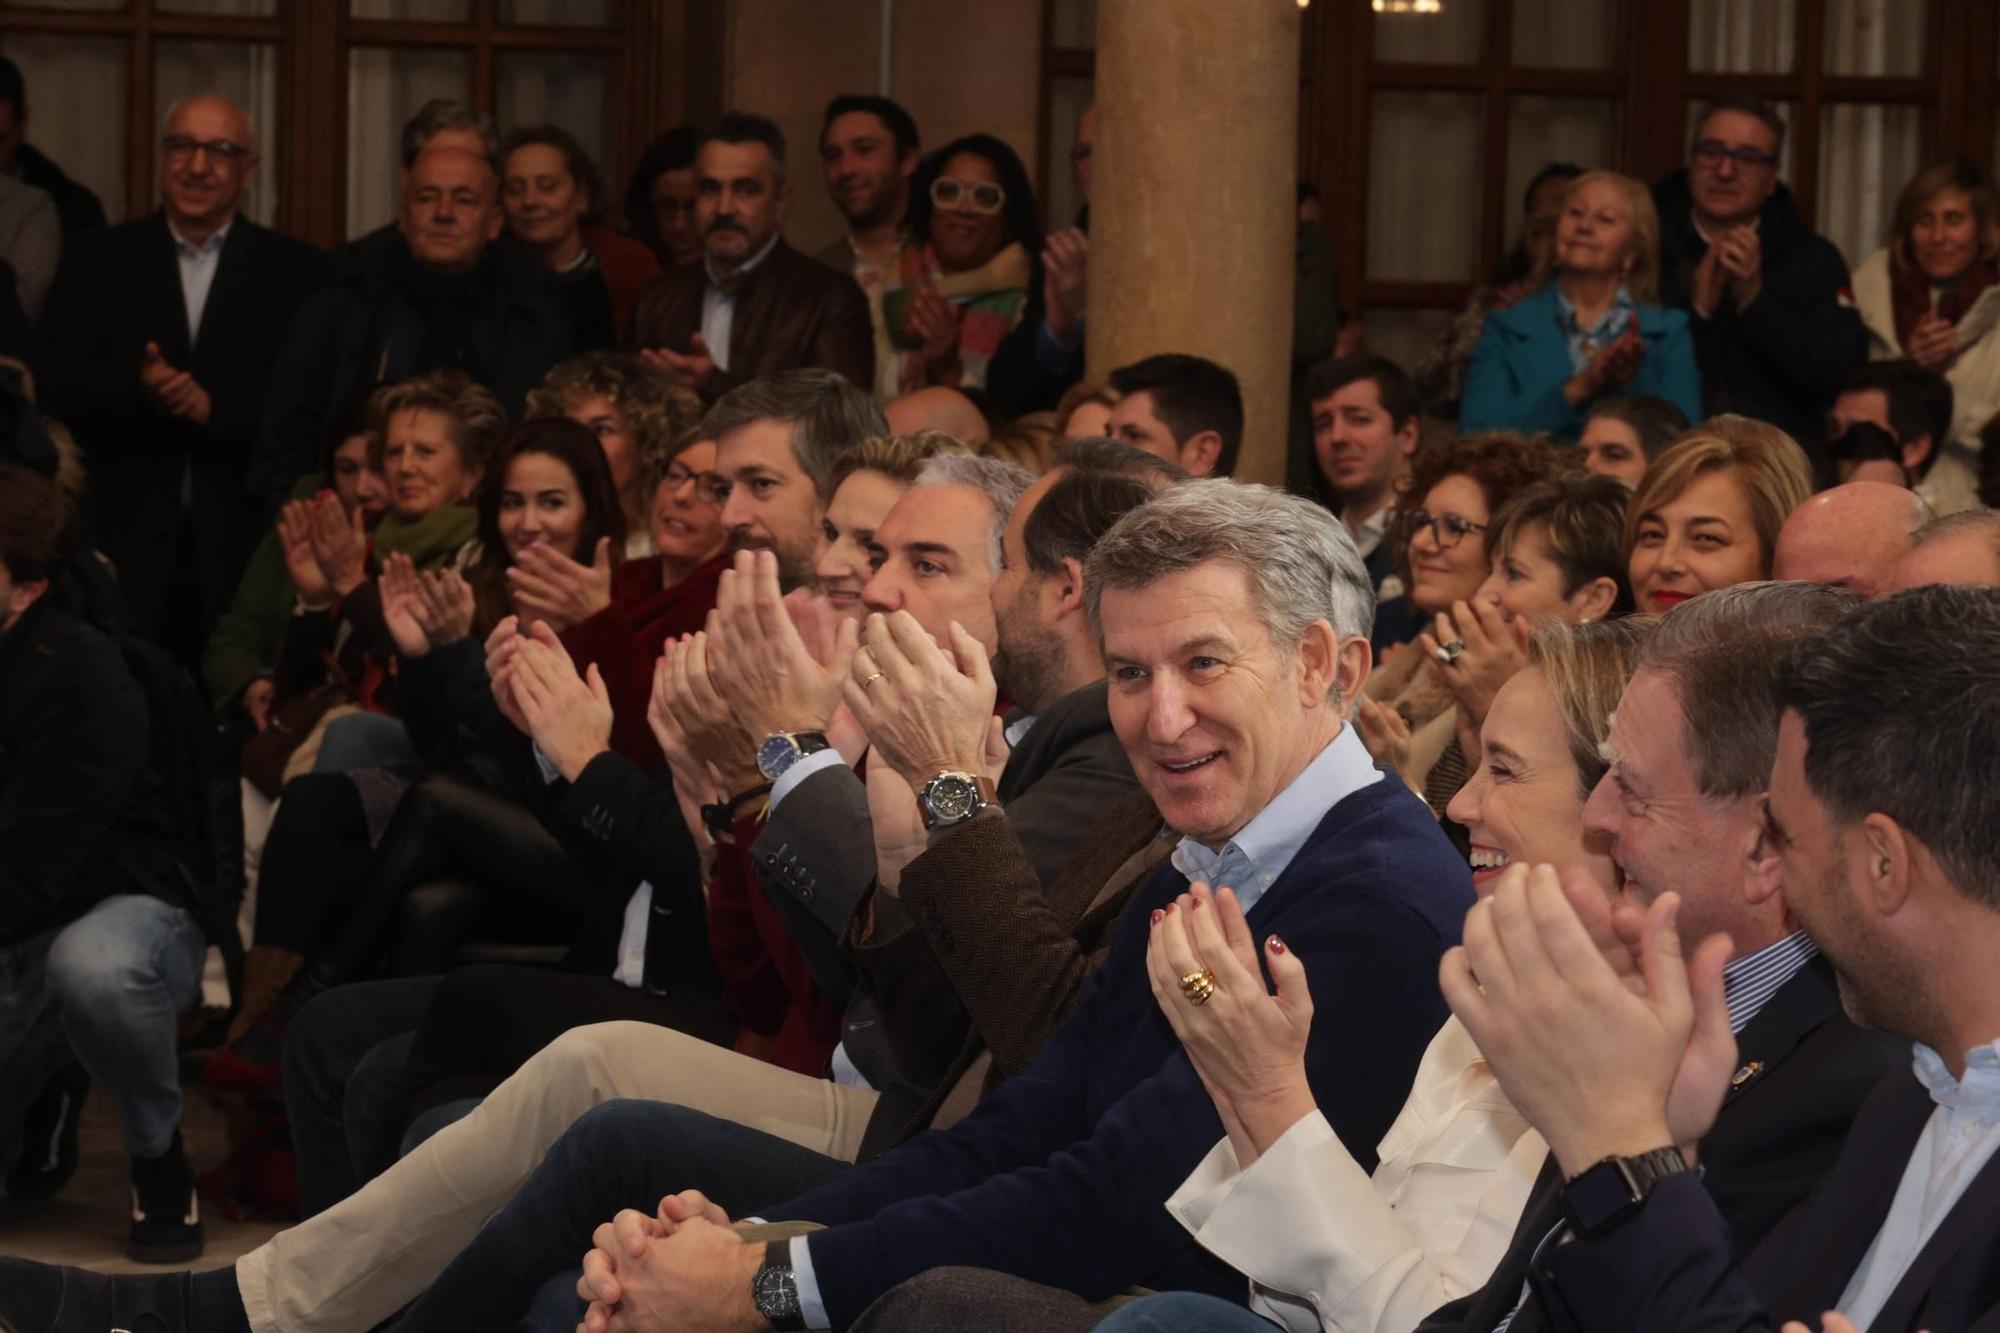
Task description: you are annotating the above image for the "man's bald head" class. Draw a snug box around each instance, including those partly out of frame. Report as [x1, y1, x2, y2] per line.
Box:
[1891, 510, 2000, 592]
[1772, 481, 1932, 597]
[400, 146, 502, 273]
[160, 94, 256, 240]
[884, 385, 991, 446]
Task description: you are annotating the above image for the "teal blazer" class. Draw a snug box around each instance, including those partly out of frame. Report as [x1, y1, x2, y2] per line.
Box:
[1459, 284, 1702, 440]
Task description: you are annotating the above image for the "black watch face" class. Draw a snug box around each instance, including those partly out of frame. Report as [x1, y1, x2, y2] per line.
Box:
[1565, 1159, 1641, 1236]
[753, 1265, 801, 1320]
[928, 776, 978, 821]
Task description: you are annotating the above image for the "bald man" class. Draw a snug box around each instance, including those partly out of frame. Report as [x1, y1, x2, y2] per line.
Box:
[1890, 509, 2000, 591]
[39, 92, 332, 663]
[884, 383, 991, 445]
[1771, 481, 1933, 597]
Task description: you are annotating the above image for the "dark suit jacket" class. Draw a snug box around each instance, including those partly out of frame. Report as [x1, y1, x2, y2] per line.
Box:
[1421, 956, 1904, 1333]
[626, 237, 873, 400]
[1530, 1062, 2000, 1332]
[770, 774, 1473, 1328]
[38, 211, 331, 637]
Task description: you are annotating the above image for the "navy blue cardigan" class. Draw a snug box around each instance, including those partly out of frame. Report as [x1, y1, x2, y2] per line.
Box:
[769, 773, 1475, 1327]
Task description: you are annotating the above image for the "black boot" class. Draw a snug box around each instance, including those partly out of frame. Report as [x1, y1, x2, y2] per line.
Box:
[0, 1257, 189, 1332]
[5, 1060, 90, 1198]
[129, 1131, 205, 1264]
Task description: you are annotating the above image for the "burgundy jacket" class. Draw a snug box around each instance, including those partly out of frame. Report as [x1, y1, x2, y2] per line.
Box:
[627, 237, 874, 400]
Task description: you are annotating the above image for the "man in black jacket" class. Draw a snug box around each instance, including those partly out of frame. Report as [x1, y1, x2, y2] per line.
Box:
[1653, 95, 1866, 451]
[251, 142, 570, 509]
[38, 93, 331, 666]
[0, 465, 208, 1264]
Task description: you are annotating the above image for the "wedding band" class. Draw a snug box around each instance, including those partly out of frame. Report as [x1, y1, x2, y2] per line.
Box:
[1435, 639, 1466, 665]
[861, 672, 886, 690]
[1178, 968, 1217, 1006]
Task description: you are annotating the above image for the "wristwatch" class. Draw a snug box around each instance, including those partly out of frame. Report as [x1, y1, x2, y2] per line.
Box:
[917, 770, 998, 830]
[1561, 1146, 1692, 1240]
[750, 1239, 805, 1331]
[755, 731, 831, 783]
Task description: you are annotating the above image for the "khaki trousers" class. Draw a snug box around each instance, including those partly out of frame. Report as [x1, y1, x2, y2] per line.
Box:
[235, 1021, 877, 1333]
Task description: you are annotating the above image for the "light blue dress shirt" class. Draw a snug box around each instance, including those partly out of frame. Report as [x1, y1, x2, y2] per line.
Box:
[1837, 1038, 2000, 1329]
[1552, 284, 1635, 374]
[169, 217, 231, 347]
[788, 722, 1382, 1327]
[698, 231, 782, 373]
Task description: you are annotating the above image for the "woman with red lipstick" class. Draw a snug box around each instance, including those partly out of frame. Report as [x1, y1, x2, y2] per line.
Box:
[1358, 432, 1565, 805]
[1118, 619, 1649, 1333]
[1851, 159, 2000, 515]
[1624, 415, 1812, 618]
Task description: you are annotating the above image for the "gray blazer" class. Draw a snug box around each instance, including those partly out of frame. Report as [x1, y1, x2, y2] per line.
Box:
[0, 174, 59, 322]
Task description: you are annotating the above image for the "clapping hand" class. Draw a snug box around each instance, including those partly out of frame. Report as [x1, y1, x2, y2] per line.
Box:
[305, 491, 369, 599]
[640, 333, 718, 395]
[1907, 311, 1958, 372]
[506, 536, 614, 634]
[1440, 864, 1736, 1176]
[277, 499, 333, 607]
[841, 611, 997, 792]
[901, 287, 964, 377]
[483, 616, 530, 735]
[380, 553, 476, 657]
[1144, 883, 1317, 1167]
[1355, 696, 1415, 788]
[507, 621, 612, 782]
[140, 341, 212, 425]
[1041, 227, 1090, 342]
[1420, 598, 1531, 734]
[655, 630, 762, 798]
[1714, 224, 1764, 310]
[705, 550, 858, 743]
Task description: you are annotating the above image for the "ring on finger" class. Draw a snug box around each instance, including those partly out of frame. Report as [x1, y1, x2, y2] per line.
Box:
[1178, 968, 1218, 1005]
[860, 671, 886, 691]
[1435, 639, 1466, 665]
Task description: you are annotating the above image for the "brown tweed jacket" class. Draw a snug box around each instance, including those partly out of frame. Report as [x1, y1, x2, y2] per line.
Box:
[851, 786, 1175, 1159]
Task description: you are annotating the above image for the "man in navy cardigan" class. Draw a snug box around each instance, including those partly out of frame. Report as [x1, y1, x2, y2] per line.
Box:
[406, 481, 1468, 1331]
[0, 483, 1470, 1333]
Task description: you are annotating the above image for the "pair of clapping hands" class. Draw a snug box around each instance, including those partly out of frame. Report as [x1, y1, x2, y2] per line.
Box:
[645, 550, 1008, 885]
[1355, 599, 1529, 783]
[1145, 862, 1739, 1211]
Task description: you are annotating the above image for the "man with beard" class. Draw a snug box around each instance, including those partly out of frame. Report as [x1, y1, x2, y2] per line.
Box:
[814, 96, 920, 401]
[631, 113, 873, 403]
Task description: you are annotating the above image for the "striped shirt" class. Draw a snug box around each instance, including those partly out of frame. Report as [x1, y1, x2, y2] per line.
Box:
[1491, 928, 1820, 1333]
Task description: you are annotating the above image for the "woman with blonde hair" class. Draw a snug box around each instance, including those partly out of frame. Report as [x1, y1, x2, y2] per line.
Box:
[1462, 170, 1701, 440]
[1851, 157, 2000, 513]
[1623, 413, 1812, 617]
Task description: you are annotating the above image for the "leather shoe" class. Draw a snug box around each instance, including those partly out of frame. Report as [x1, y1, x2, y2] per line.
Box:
[0, 1258, 188, 1332]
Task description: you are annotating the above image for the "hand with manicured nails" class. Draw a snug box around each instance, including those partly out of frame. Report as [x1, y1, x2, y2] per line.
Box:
[1145, 883, 1317, 1166]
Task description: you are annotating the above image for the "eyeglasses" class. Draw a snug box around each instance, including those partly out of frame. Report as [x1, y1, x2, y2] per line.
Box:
[662, 462, 720, 506]
[1692, 140, 1779, 171]
[163, 135, 253, 165]
[1405, 509, 1488, 550]
[930, 176, 1006, 215]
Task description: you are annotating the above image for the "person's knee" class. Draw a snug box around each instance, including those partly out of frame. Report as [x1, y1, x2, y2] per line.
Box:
[45, 906, 160, 1011]
[549, 1098, 695, 1170]
[535, 1021, 671, 1090]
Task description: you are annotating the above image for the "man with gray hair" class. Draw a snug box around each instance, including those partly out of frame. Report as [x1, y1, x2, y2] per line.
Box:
[1889, 507, 2000, 590]
[203, 480, 1473, 1333]
[632, 112, 873, 402]
[40, 91, 330, 663]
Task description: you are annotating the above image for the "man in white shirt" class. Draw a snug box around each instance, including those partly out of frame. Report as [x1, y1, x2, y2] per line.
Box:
[1439, 584, 2000, 1332]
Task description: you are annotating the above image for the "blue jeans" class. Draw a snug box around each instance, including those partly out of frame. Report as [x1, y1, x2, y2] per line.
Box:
[389, 1099, 851, 1331]
[0, 894, 205, 1162]
[312, 712, 422, 776]
[1096, 1292, 1279, 1332]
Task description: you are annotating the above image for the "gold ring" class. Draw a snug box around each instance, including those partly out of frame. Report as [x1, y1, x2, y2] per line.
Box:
[1178, 968, 1217, 1006]
[861, 672, 886, 690]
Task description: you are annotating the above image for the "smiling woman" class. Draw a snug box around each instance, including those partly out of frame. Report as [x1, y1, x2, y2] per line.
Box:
[500, 125, 662, 350]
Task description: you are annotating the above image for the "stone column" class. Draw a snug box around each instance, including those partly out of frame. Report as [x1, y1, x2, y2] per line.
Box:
[1086, 0, 1300, 486]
